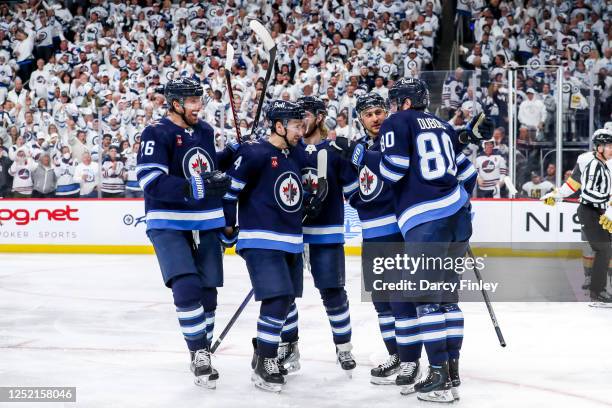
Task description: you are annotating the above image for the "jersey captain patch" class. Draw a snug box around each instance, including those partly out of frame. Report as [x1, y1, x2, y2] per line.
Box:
[182, 147, 214, 178]
[274, 171, 303, 213]
[358, 164, 383, 202]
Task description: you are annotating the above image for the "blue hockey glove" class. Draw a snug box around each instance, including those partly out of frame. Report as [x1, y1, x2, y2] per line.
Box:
[187, 171, 231, 200]
[217, 226, 239, 248]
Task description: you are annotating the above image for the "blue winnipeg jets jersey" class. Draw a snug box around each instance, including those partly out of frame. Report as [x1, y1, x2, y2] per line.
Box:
[223, 140, 306, 253]
[136, 117, 225, 231]
[378, 110, 476, 235]
[299, 139, 358, 244]
[347, 135, 401, 239]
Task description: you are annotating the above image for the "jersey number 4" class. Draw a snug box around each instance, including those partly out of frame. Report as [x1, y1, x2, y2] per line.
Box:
[416, 132, 456, 180]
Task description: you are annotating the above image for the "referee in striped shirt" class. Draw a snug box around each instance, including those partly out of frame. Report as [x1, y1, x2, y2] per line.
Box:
[542, 128, 612, 303]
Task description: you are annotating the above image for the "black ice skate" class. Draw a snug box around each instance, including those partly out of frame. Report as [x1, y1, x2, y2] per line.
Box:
[414, 362, 454, 403]
[449, 358, 461, 400]
[370, 354, 400, 385]
[278, 341, 301, 373]
[395, 360, 420, 395]
[251, 354, 285, 393]
[335, 342, 356, 377]
[251, 338, 287, 377]
[589, 290, 612, 308]
[190, 348, 218, 389]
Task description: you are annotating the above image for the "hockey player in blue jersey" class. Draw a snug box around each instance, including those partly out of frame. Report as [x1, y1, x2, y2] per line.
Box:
[377, 78, 486, 402]
[286, 95, 359, 376]
[222, 100, 323, 392]
[346, 92, 408, 386]
[331, 78, 485, 402]
[136, 78, 231, 389]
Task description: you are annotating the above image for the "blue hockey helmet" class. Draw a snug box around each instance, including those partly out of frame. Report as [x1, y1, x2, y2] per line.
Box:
[297, 96, 326, 115]
[356, 92, 389, 115]
[388, 77, 429, 110]
[266, 100, 305, 123]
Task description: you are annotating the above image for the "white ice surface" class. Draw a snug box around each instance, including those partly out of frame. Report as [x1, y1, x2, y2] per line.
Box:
[1, 254, 611, 408]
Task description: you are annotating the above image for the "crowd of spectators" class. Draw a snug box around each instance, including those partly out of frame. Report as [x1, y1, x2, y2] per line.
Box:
[450, 0, 611, 195]
[0, 0, 610, 199]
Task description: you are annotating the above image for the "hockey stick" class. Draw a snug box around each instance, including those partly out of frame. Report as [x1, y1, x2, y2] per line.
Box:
[211, 288, 254, 354]
[303, 149, 328, 222]
[248, 19, 277, 137]
[467, 245, 506, 347]
[224, 43, 242, 144]
[503, 176, 518, 197]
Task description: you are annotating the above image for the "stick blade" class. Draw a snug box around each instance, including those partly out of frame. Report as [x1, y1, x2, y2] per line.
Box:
[225, 43, 235, 71]
[249, 19, 276, 51]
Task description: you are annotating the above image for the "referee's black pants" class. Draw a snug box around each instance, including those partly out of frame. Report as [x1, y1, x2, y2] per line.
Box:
[577, 204, 612, 294]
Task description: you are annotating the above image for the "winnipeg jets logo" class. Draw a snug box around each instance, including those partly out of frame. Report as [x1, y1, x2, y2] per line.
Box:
[358, 165, 383, 202]
[83, 169, 95, 182]
[481, 159, 496, 173]
[182, 147, 214, 178]
[17, 169, 31, 179]
[274, 171, 302, 213]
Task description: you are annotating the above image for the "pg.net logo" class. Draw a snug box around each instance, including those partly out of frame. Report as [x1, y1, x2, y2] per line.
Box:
[0, 206, 80, 226]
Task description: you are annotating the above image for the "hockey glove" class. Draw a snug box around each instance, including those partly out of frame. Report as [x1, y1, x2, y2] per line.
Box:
[599, 207, 612, 233]
[541, 189, 561, 206]
[328, 137, 364, 166]
[303, 193, 324, 219]
[218, 226, 239, 248]
[187, 171, 231, 200]
[458, 113, 495, 145]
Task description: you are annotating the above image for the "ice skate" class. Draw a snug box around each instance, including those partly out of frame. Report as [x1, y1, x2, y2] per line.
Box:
[251, 354, 284, 393]
[278, 341, 301, 373]
[396, 361, 420, 395]
[370, 354, 400, 385]
[190, 348, 218, 389]
[415, 362, 454, 403]
[335, 342, 356, 377]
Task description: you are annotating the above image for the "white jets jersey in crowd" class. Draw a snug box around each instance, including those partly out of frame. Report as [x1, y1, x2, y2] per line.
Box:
[475, 153, 507, 191]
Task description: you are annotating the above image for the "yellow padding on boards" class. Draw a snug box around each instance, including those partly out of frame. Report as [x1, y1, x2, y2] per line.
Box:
[0, 244, 583, 258]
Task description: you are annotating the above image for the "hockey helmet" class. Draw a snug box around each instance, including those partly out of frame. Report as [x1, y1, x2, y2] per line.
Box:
[388, 77, 430, 110]
[356, 92, 389, 115]
[266, 100, 305, 123]
[297, 96, 326, 115]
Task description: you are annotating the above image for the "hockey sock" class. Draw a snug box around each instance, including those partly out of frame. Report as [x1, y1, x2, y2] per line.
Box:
[320, 288, 351, 345]
[257, 296, 291, 358]
[441, 303, 464, 359]
[373, 301, 397, 355]
[390, 301, 421, 362]
[202, 287, 217, 344]
[416, 303, 448, 365]
[281, 301, 299, 343]
[171, 274, 208, 351]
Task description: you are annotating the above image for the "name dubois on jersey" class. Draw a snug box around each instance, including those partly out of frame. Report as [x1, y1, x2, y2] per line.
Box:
[417, 118, 446, 130]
